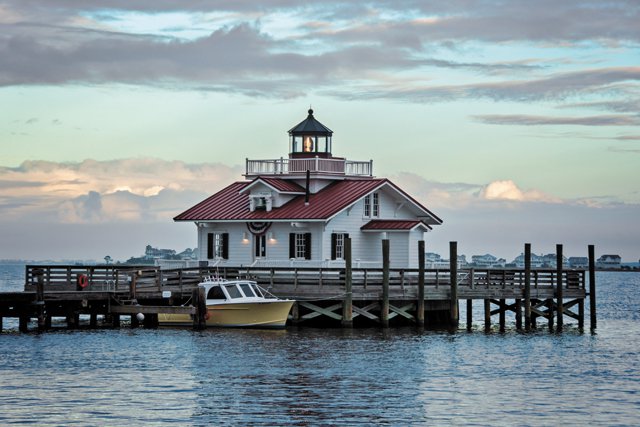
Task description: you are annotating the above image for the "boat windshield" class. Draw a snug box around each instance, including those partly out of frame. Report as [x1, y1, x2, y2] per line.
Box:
[251, 284, 263, 297]
[225, 284, 243, 299]
[239, 283, 255, 297]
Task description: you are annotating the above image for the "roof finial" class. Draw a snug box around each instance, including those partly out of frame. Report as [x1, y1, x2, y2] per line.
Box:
[308, 105, 313, 116]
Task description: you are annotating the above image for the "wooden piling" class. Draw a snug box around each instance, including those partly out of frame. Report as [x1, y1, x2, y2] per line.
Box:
[547, 299, 554, 332]
[466, 299, 473, 331]
[588, 244, 597, 330]
[381, 239, 390, 328]
[19, 316, 29, 332]
[499, 299, 506, 332]
[417, 240, 425, 327]
[484, 299, 491, 331]
[192, 287, 207, 330]
[90, 313, 98, 328]
[515, 299, 522, 330]
[449, 241, 459, 328]
[524, 243, 532, 331]
[342, 237, 353, 328]
[556, 244, 564, 331]
[290, 302, 300, 325]
[35, 270, 46, 331]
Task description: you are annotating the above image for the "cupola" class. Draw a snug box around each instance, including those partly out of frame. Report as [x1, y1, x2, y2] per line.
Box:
[288, 109, 333, 159]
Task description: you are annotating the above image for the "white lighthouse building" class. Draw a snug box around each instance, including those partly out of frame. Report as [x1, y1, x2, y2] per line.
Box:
[174, 109, 442, 268]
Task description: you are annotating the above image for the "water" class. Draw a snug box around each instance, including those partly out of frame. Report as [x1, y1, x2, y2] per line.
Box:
[1, 264, 639, 426]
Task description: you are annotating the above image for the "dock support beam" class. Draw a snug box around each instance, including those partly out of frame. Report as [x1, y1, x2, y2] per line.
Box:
[19, 316, 29, 332]
[192, 287, 207, 330]
[556, 244, 564, 331]
[449, 241, 459, 329]
[484, 299, 491, 331]
[515, 299, 522, 330]
[417, 240, 425, 327]
[588, 244, 597, 330]
[342, 237, 353, 328]
[381, 239, 390, 328]
[35, 270, 47, 331]
[524, 243, 532, 331]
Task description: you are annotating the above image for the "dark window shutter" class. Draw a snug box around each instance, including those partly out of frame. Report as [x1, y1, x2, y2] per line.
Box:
[289, 233, 295, 259]
[331, 233, 337, 260]
[304, 233, 312, 260]
[207, 233, 213, 259]
[222, 233, 229, 259]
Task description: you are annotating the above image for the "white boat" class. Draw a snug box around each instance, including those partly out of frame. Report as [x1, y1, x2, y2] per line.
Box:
[158, 277, 294, 329]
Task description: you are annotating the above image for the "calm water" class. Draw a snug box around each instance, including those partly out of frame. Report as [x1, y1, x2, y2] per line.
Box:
[1, 264, 638, 426]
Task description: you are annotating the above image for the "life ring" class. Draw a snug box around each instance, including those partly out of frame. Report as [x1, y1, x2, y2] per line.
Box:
[77, 274, 88, 289]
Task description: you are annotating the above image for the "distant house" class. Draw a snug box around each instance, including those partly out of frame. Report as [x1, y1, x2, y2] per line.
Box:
[596, 254, 622, 269]
[424, 253, 467, 269]
[512, 253, 548, 268]
[174, 109, 442, 268]
[471, 254, 506, 268]
[568, 257, 589, 268]
[144, 245, 176, 261]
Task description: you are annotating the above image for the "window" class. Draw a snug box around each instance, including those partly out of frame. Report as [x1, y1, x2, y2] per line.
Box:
[255, 234, 266, 258]
[239, 283, 255, 297]
[207, 232, 228, 260]
[289, 233, 312, 260]
[331, 233, 349, 260]
[225, 284, 243, 299]
[363, 193, 379, 218]
[303, 136, 314, 152]
[372, 193, 379, 217]
[364, 195, 371, 217]
[207, 286, 226, 300]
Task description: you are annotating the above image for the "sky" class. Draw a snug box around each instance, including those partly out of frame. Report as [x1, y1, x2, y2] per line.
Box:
[0, 0, 639, 262]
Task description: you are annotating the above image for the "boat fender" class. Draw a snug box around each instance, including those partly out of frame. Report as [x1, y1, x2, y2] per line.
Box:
[204, 309, 211, 320]
[77, 274, 88, 289]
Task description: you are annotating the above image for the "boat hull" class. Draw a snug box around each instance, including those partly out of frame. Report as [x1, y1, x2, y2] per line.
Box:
[158, 300, 294, 329]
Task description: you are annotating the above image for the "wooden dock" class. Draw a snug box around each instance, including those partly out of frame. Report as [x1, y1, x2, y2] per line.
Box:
[0, 241, 596, 332]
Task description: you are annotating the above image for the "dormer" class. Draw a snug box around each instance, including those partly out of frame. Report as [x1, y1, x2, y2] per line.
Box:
[288, 109, 333, 159]
[241, 176, 305, 210]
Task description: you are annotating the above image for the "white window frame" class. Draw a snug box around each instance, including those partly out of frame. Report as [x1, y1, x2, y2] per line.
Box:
[335, 233, 345, 260]
[295, 233, 306, 259]
[363, 193, 379, 218]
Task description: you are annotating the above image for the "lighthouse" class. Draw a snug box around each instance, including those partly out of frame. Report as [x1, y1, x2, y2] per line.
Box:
[175, 109, 442, 268]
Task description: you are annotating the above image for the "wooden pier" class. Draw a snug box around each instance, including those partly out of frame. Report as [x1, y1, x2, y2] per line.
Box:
[0, 241, 596, 332]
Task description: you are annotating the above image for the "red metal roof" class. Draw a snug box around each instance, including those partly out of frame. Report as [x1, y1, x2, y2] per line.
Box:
[361, 220, 428, 231]
[175, 179, 385, 221]
[241, 176, 305, 194]
[174, 177, 442, 224]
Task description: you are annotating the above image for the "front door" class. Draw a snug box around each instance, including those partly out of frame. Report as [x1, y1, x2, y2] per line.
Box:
[254, 234, 266, 259]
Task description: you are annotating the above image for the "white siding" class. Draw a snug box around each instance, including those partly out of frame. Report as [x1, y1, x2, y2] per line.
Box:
[194, 182, 433, 268]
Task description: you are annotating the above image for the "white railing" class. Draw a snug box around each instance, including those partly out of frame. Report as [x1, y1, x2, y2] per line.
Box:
[246, 157, 373, 176]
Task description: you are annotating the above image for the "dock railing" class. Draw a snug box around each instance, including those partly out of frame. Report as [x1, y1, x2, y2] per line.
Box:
[24, 265, 586, 300]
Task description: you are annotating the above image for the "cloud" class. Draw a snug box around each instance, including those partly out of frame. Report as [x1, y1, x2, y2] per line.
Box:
[479, 180, 561, 203]
[329, 67, 640, 103]
[0, 158, 242, 223]
[473, 114, 640, 126]
[0, 1, 638, 104]
[0, 160, 637, 260]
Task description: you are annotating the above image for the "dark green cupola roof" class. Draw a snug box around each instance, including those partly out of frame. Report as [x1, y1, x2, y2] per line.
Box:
[288, 109, 333, 135]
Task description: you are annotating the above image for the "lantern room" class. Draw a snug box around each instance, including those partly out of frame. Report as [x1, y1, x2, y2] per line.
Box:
[288, 109, 333, 159]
